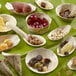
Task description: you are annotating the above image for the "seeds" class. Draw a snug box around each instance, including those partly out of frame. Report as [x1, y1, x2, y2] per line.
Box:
[27, 35, 43, 45]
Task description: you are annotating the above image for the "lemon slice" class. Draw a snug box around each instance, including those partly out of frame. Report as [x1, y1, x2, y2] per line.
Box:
[60, 42, 73, 54]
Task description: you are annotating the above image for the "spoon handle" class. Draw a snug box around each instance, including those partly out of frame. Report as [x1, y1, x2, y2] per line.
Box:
[7, 23, 28, 39]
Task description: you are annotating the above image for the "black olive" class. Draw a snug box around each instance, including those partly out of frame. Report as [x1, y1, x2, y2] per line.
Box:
[36, 55, 43, 61]
[60, 40, 68, 48]
[41, 2, 46, 8]
[64, 52, 69, 56]
[28, 57, 38, 67]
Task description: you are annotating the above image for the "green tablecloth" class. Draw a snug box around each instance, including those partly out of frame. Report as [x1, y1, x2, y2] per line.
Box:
[0, 0, 76, 76]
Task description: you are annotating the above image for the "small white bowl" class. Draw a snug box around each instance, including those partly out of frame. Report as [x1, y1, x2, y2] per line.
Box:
[26, 12, 52, 34]
[56, 3, 76, 20]
[25, 48, 58, 74]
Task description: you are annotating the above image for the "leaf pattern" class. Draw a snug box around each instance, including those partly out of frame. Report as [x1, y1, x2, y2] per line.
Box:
[0, 0, 76, 76]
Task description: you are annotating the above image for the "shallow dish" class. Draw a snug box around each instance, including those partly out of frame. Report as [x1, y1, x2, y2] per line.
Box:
[25, 48, 58, 74]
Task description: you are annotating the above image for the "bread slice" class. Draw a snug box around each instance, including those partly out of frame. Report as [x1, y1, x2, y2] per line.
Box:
[0, 60, 14, 76]
[2, 52, 22, 76]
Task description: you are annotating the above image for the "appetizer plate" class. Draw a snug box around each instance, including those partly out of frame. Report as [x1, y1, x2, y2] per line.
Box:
[67, 56, 76, 70]
[0, 35, 20, 52]
[48, 25, 71, 40]
[0, 14, 17, 32]
[26, 12, 52, 34]
[25, 48, 58, 74]
[35, 0, 54, 10]
[57, 36, 76, 56]
[56, 3, 76, 20]
[5, 2, 36, 15]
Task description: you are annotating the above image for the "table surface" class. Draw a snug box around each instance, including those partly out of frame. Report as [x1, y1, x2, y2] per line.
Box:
[0, 0, 76, 76]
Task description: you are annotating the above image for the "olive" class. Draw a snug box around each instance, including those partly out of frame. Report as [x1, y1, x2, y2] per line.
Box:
[64, 52, 69, 56]
[36, 55, 43, 61]
[41, 2, 46, 8]
[44, 58, 51, 64]
[60, 40, 68, 48]
[28, 57, 38, 67]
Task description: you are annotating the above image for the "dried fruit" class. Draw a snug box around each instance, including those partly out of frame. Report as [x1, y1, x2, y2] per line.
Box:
[28, 55, 51, 72]
[36, 55, 43, 61]
[27, 15, 48, 28]
[41, 2, 46, 8]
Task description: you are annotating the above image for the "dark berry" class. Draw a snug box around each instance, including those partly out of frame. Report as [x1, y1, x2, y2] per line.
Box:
[43, 23, 48, 27]
[41, 2, 46, 8]
[64, 52, 69, 56]
[28, 57, 38, 67]
[44, 58, 51, 64]
[23, 5, 31, 13]
[37, 67, 43, 72]
[60, 40, 68, 48]
[36, 55, 43, 61]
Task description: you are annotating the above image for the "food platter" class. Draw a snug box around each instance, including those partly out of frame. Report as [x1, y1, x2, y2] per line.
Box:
[0, 0, 76, 76]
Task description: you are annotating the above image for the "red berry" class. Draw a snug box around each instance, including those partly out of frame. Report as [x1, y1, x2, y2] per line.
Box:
[43, 23, 48, 27]
[29, 15, 37, 21]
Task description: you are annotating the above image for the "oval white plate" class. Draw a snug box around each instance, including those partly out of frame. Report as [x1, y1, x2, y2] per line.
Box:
[25, 48, 58, 74]
[0, 35, 20, 52]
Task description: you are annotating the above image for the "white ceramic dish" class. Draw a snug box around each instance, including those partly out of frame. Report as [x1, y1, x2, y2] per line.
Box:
[57, 36, 76, 56]
[0, 35, 20, 52]
[56, 3, 76, 20]
[5, 2, 36, 15]
[0, 14, 17, 32]
[48, 25, 71, 40]
[35, 0, 54, 10]
[25, 48, 58, 74]
[67, 56, 76, 70]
